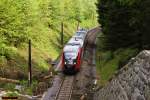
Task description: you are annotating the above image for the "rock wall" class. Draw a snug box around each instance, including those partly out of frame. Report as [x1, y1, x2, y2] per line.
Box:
[94, 50, 150, 100]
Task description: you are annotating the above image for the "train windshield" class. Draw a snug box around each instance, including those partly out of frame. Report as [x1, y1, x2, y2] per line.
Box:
[63, 45, 80, 59]
[67, 43, 81, 47]
[73, 36, 83, 40]
[76, 32, 84, 36]
[64, 51, 78, 59]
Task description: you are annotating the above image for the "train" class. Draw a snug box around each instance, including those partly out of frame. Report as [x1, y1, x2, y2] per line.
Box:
[61, 29, 88, 74]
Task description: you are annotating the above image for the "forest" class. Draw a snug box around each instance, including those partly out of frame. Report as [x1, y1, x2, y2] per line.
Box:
[97, 0, 150, 50]
[96, 0, 150, 85]
[1, 0, 150, 97]
[0, 0, 97, 80]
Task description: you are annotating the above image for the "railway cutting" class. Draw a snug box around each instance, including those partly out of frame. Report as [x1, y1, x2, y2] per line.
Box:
[42, 27, 101, 100]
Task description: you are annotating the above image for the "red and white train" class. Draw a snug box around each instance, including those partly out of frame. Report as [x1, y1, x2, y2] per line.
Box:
[61, 29, 88, 73]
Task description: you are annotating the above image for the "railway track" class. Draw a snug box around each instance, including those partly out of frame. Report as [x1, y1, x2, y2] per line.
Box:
[71, 27, 100, 100]
[42, 27, 101, 100]
[54, 27, 100, 100]
[55, 76, 74, 100]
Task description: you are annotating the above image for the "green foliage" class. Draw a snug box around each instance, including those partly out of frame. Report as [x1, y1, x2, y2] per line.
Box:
[2, 83, 16, 91]
[20, 80, 38, 95]
[5, 92, 18, 97]
[102, 51, 114, 62]
[116, 48, 139, 69]
[0, 0, 97, 81]
[96, 48, 138, 86]
[3, 47, 17, 60]
[96, 0, 150, 50]
[0, 80, 38, 95]
[0, 0, 31, 47]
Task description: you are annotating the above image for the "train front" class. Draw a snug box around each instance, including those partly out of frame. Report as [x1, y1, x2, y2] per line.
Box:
[62, 45, 81, 74]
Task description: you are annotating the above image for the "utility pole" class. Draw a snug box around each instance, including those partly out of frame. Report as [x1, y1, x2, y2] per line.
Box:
[28, 39, 32, 86]
[77, 20, 80, 31]
[61, 22, 64, 48]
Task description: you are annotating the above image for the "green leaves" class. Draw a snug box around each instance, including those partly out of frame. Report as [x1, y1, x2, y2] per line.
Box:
[97, 0, 150, 50]
[0, 0, 97, 77]
[0, 0, 30, 47]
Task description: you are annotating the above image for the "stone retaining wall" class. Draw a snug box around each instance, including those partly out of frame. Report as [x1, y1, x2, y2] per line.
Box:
[94, 50, 150, 100]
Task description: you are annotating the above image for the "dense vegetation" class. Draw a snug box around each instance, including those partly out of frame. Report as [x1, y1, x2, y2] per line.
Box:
[97, 0, 150, 50]
[0, 0, 97, 79]
[96, 41, 138, 86]
[96, 0, 150, 85]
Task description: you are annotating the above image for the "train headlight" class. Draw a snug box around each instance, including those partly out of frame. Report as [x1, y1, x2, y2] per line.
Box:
[65, 62, 67, 64]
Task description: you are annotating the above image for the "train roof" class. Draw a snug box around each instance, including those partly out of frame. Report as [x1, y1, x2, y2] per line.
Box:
[78, 29, 87, 32]
[72, 36, 84, 40]
[71, 37, 83, 42]
[63, 44, 80, 53]
[75, 31, 86, 38]
[67, 37, 83, 46]
[78, 28, 88, 32]
[76, 31, 86, 34]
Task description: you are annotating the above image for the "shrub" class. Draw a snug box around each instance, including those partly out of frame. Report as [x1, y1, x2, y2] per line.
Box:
[2, 46, 17, 60]
[3, 83, 16, 91]
[116, 48, 139, 69]
[99, 51, 114, 64]
[5, 92, 18, 97]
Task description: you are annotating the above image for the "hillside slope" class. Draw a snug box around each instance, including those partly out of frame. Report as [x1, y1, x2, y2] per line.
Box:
[94, 50, 150, 100]
[0, 0, 98, 79]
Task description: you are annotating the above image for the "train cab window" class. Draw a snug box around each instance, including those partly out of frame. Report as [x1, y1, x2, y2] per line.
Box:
[64, 51, 77, 59]
[76, 32, 83, 36]
[73, 37, 83, 41]
[66, 43, 81, 47]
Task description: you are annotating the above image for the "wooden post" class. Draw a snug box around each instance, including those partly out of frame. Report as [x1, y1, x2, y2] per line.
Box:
[99, 55, 101, 64]
[28, 39, 32, 86]
[61, 22, 64, 48]
[77, 20, 80, 31]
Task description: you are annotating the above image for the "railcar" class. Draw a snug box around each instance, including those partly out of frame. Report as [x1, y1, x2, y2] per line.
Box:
[68, 37, 84, 47]
[61, 44, 82, 73]
[68, 37, 85, 57]
[75, 31, 86, 39]
[60, 28, 87, 74]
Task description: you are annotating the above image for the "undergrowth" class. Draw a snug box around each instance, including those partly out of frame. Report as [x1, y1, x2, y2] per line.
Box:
[96, 33, 139, 86]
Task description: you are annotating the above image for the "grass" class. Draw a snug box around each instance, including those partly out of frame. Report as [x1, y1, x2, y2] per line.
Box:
[1, 83, 16, 91]
[96, 48, 139, 86]
[0, 79, 38, 96]
[96, 57, 118, 85]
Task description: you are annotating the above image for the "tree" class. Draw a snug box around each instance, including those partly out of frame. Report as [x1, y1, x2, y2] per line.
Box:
[96, 0, 150, 50]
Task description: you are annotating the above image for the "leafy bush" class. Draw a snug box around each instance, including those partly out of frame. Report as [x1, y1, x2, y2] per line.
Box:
[103, 51, 114, 63]
[0, 56, 7, 65]
[96, 48, 139, 86]
[4, 47, 17, 60]
[20, 80, 38, 95]
[5, 92, 18, 97]
[97, 0, 150, 50]
[117, 48, 139, 69]
[3, 83, 16, 91]
[0, 41, 17, 59]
